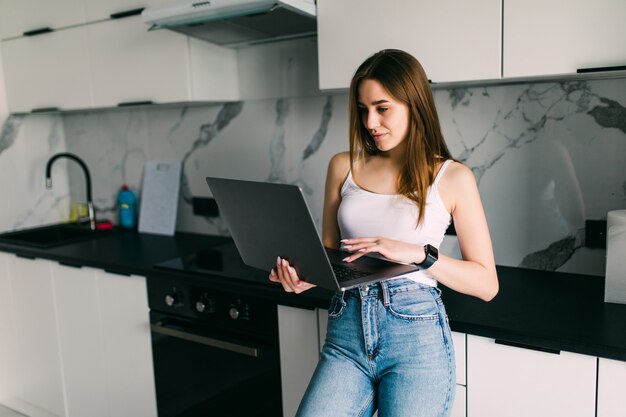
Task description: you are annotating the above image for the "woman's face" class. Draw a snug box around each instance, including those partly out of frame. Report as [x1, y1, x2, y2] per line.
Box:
[357, 79, 410, 153]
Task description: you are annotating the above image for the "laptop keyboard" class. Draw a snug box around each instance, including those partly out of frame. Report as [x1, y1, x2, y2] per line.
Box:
[331, 263, 372, 282]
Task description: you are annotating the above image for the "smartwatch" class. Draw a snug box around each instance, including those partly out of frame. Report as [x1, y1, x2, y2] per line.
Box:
[414, 244, 438, 269]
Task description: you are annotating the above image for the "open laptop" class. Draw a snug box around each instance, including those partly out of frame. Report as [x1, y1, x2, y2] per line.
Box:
[205, 177, 420, 291]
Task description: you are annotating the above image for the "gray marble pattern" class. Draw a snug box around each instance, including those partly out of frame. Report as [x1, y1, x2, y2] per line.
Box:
[2, 76, 625, 277]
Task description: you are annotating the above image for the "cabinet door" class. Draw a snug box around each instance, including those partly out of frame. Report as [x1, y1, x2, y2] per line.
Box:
[597, 357, 626, 417]
[96, 270, 157, 417]
[452, 332, 466, 386]
[504, 0, 626, 77]
[6, 256, 67, 417]
[451, 385, 466, 417]
[317, 0, 501, 89]
[467, 335, 596, 417]
[0, 252, 16, 402]
[0, 0, 84, 40]
[88, 15, 190, 108]
[52, 263, 108, 417]
[1, 27, 92, 112]
[278, 305, 320, 417]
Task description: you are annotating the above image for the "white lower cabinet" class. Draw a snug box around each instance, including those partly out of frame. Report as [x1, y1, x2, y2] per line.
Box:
[597, 357, 626, 417]
[95, 269, 157, 417]
[4, 256, 66, 417]
[451, 385, 466, 417]
[0, 255, 156, 417]
[467, 335, 597, 417]
[277, 305, 320, 417]
[52, 264, 157, 417]
[0, 252, 13, 403]
[52, 264, 108, 417]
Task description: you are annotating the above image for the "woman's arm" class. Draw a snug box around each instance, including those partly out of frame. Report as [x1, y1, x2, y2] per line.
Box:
[322, 152, 350, 249]
[428, 162, 499, 301]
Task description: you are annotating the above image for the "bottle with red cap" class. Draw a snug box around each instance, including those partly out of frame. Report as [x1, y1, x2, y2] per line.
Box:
[117, 185, 137, 229]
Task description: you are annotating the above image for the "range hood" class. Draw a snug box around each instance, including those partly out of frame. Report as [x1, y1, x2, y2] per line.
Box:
[141, 0, 317, 47]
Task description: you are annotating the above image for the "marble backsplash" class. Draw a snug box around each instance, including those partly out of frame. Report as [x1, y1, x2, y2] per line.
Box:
[1, 77, 625, 276]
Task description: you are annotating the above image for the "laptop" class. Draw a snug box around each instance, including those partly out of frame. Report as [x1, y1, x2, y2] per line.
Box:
[205, 177, 420, 291]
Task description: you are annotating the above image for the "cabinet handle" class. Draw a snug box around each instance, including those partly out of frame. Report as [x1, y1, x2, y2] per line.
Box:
[110, 8, 145, 19]
[495, 339, 560, 355]
[104, 269, 131, 276]
[117, 100, 154, 107]
[23, 27, 53, 37]
[577, 65, 626, 74]
[31, 107, 60, 113]
[58, 261, 82, 269]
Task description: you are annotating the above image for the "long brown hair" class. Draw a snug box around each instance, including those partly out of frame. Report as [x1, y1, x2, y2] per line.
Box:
[348, 49, 453, 226]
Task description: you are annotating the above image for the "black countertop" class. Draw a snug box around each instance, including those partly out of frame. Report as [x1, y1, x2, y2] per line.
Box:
[1, 228, 625, 362]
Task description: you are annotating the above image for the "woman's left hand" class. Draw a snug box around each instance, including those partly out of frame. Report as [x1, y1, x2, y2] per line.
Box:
[341, 237, 425, 265]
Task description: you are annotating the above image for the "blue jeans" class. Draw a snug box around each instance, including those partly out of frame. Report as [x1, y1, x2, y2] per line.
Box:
[296, 279, 456, 417]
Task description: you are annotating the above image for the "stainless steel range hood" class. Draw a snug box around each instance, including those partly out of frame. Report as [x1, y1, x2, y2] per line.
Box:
[141, 0, 317, 47]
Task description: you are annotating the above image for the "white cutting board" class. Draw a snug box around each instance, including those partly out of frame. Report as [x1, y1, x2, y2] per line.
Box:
[138, 160, 182, 236]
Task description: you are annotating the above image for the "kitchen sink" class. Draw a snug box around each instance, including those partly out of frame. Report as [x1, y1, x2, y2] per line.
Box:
[0, 223, 111, 248]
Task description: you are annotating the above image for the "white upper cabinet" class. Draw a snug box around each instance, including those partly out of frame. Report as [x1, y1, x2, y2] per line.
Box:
[88, 15, 191, 107]
[317, 0, 502, 90]
[1, 14, 239, 112]
[0, 0, 85, 40]
[83, 0, 172, 22]
[1, 25, 92, 112]
[504, 0, 626, 77]
[88, 16, 239, 107]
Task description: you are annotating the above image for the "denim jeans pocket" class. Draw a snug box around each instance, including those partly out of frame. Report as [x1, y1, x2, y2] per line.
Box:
[328, 292, 346, 319]
[387, 289, 439, 321]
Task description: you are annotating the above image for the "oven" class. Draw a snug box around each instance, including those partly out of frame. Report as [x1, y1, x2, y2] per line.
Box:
[147, 272, 283, 417]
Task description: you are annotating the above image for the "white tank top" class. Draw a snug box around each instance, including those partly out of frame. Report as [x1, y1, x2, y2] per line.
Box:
[337, 159, 453, 286]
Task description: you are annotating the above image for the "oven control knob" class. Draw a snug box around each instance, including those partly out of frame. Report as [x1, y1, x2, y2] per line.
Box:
[165, 293, 181, 307]
[229, 307, 240, 320]
[196, 301, 206, 313]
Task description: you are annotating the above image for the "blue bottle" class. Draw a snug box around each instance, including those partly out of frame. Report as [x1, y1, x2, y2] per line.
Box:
[118, 185, 137, 229]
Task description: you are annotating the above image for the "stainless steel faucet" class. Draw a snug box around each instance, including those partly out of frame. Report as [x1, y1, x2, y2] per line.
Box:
[45, 152, 96, 230]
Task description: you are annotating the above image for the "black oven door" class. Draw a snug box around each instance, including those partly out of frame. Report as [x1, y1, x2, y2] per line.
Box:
[150, 313, 283, 417]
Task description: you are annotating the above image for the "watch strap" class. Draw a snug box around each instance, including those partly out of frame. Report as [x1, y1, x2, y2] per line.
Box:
[415, 244, 438, 269]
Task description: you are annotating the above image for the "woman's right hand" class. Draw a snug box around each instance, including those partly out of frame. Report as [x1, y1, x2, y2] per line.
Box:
[268, 257, 316, 294]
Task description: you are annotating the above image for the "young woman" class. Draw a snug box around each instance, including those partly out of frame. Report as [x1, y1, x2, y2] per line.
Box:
[269, 49, 498, 417]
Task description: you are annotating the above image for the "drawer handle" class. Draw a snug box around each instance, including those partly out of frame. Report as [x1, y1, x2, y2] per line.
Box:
[31, 107, 59, 113]
[117, 100, 154, 107]
[23, 27, 53, 37]
[104, 269, 131, 276]
[577, 65, 626, 74]
[495, 339, 560, 355]
[110, 8, 145, 19]
[58, 261, 82, 269]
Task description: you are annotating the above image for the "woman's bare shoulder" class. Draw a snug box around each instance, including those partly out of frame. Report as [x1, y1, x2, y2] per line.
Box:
[327, 151, 351, 179]
[443, 161, 475, 183]
[438, 161, 479, 212]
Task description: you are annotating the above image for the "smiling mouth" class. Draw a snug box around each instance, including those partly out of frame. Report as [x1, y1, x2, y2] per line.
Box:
[372, 133, 386, 141]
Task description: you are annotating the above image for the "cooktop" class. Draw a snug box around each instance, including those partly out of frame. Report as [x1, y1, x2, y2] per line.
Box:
[153, 241, 270, 285]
